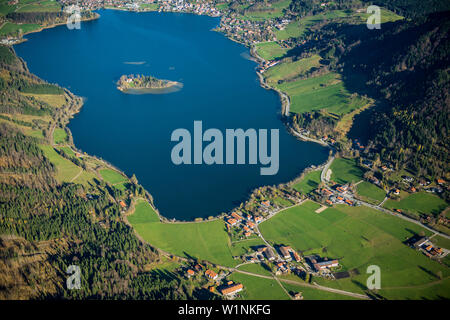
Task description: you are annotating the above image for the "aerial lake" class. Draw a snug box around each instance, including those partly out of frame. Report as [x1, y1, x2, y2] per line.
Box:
[15, 10, 329, 220]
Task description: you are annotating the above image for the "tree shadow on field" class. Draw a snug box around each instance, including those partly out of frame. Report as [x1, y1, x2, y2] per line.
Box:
[183, 251, 199, 262]
[149, 269, 179, 282]
[418, 266, 439, 280]
[351, 279, 367, 291]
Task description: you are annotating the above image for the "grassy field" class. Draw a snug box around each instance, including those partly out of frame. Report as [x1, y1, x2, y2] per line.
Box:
[330, 157, 364, 184]
[275, 9, 402, 40]
[265, 54, 322, 85]
[276, 72, 369, 115]
[230, 238, 266, 257]
[128, 199, 160, 224]
[0, 22, 41, 36]
[255, 41, 287, 60]
[53, 128, 67, 144]
[21, 93, 66, 108]
[228, 272, 289, 300]
[259, 201, 450, 297]
[276, 10, 350, 40]
[58, 146, 75, 157]
[128, 201, 237, 267]
[281, 282, 358, 300]
[292, 170, 321, 194]
[237, 263, 273, 277]
[237, 0, 291, 21]
[384, 192, 448, 218]
[99, 168, 127, 185]
[432, 235, 450, 250]
[72, 170, 97, 187]
[16, 0, 61, 13]
[356, 181, 386, 204]
[39, 144, 80, 182]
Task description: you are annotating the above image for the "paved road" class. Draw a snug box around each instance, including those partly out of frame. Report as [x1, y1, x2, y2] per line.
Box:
[231, 268, 370, 300]
[350, 196, 450, 240]
[321, 155, 335, 183]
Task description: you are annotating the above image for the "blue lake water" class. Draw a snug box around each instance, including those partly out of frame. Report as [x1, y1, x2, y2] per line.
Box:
[15, 10, 328, 220]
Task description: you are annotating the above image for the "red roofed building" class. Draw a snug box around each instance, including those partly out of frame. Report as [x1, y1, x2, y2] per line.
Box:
[221, 283, 243, 296]
[205, 269, 218, 280]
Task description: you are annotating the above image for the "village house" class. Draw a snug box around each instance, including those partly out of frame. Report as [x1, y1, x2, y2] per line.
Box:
[279, 246, 291, 260]
[186, 269, 195, 277]
[205, 269, 218, 280]
[220, 283, 243, 296]
[292, 251, 302, 263]
[313, 260, 339, 271]
[231, 212, 243, 221]
[263, 247, 276, 261]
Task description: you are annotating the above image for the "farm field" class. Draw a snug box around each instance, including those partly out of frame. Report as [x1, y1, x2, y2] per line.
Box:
[237, 0, 291, 21]
[275, 8, 402, 40]
[53, 128, 67, 144]
[228, 272, 289, 300]
[39, 144, 80, 182]
[264, 54, 322, 86]
[99, 168, 127, 185]
[356, 181, 386, 204]
[0, 22, 40, 36]
[292, 169, 321, 194]
[128, 201, 237, 267]
[259, 201, 450, 297]
[280, 282, 359, 300]
[275, 10, 350, 40]
[384, 192, 448, 218]
[255, 41, 287, 60]
[237, 262, 273, 277]
[21, 93, 66, 108]
[58, 146, 75, 157]
[16, 0, 61, 13]
[275, 72, 369, 115]
[72, 170, 97, 187]
[432, 235, 450, 250]
[230, 238, 266, 257]
[330, 157, 364, 184]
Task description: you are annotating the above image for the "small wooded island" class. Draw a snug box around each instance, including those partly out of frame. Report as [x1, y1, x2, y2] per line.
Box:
[117, 74, 182, 94]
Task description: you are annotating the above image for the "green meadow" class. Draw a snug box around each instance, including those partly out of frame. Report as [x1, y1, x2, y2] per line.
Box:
[276, 10, 351, 40]
[356, 181, 386, 204]
[39, 144, 80, 182]
[259, 201, 450, 298]
[265, 54, 322, 85]
[330, 157, 364, 184]
[53, 128, 67, 144]
[228, 272, 289, 300]
[16, 0, 61, 13]
[275, 9, 402, 40]
[128, 200, 237, 267]
[58, 146, 75, 157]
[237, 263, 273, 277]
[0, 22, 40, 36]
[237, 0, 291, 21]
[384, 192, 448, 218]
[292, 169, 321, 194]
[99, 168, 128, 185]
[432, 235, 450, 250]
[230, 238, 266, 257]
[255, 41, 287, 60]
[276, 72, 369, 115]
[281, 282, 359, 300]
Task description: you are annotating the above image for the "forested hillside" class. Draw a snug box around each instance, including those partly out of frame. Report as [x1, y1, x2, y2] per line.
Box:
[286, 7, 449, 185]
[0, 46, 195, 299]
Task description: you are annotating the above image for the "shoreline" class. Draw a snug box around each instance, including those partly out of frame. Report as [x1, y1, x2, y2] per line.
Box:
[5, 13, 100, 45]
[13, 8, 333, 225]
